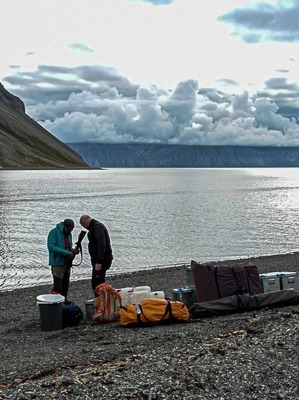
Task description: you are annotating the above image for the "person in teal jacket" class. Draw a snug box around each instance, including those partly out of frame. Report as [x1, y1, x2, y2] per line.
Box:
[47, 219, 77, 300]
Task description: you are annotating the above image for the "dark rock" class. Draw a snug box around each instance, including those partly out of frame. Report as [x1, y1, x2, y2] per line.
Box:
[0, 82, 25, 113]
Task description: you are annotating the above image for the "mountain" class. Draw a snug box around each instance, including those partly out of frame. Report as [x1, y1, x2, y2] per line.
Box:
[0, 83, 88, 169]
[68, 142, 299, 168]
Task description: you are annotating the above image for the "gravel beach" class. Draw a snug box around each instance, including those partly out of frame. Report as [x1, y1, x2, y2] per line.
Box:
[1, 253, 299, 399]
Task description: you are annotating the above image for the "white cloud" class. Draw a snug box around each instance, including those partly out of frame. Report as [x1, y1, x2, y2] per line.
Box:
[219, 0, 299, 43]
[2, 0, 299, 147]
[131, 0, 174, 4]
[21, 71, 299, 146]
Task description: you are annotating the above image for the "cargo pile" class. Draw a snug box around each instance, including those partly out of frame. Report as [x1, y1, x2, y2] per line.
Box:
[36, 262, 299, 330]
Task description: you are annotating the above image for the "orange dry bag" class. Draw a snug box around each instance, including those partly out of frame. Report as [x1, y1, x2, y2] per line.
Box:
[93, 283, 122, 323]
[119, 297, 189, 327]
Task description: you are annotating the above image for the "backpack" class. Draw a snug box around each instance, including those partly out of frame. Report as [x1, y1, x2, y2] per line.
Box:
[118, 298, 190, 327]
[63, 301, 83, 327]
[93, 283, 122, 323]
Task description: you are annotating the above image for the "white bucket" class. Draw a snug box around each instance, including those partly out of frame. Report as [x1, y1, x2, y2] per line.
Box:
[36, 294, 65, 331]
[36, 294, 65, 304]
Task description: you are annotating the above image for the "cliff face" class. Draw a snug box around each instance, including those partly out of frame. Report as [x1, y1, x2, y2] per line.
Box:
[68, 142, 299, 168]
[0, 84, 89, 168]
[0, 83, 25, 113]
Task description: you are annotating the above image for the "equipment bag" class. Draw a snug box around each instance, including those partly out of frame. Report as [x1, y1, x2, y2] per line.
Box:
[93, 283, 122, 323]
[191, 260, 262, 303]
[119, 298, 190, 327]
[63, 301, 83, 327]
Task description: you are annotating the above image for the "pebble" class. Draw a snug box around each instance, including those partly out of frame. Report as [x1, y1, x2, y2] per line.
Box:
[1, 257, 299, 399]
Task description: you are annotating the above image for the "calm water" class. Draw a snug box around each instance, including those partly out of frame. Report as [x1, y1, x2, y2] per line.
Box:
[1, 168, 299, 291]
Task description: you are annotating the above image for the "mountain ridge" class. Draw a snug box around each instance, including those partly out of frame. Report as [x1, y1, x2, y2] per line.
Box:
[0, 83, 88, 169]
[68, 142, 299, 168]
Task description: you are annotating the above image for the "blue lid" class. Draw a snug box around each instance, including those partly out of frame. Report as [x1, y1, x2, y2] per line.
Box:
[171, 287, 195, 293]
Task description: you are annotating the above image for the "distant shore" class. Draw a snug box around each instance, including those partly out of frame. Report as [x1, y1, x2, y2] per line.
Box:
[1, 253, 299, 399]
[0, 166, 94, 170]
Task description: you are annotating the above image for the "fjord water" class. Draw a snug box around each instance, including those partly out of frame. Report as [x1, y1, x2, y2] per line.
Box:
[1, 168, 299, 291]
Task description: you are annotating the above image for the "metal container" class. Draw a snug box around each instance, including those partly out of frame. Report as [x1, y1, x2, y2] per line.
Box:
[260, 271, 299, 293]
[171, 287, 197, 309]
[260, 273, 281, 293]
[186, 266, 195, 287]
[279, 272, 299, 291]
[84, 299, 95, 321]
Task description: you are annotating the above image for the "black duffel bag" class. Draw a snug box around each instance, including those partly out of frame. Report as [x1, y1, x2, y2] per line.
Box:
[63, 301, 83, 327]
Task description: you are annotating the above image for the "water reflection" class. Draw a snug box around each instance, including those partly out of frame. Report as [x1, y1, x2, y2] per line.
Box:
[1, 168, 299, 291]
[0, 175, 16, 290]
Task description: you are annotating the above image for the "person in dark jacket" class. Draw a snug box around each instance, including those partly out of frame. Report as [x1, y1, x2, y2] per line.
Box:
[79, 214, 113, 296]
[47, 219, 77, 300]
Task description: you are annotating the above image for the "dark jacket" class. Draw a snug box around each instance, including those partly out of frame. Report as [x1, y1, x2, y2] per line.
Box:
[87, 219, 113, 264]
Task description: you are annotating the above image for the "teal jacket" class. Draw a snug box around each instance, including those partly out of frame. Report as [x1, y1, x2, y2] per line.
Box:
[47, 222, 74, 266]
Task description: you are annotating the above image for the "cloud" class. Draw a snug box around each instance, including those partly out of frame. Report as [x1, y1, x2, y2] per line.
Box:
[216, 79, 239, 87]
[4, 64, 138, 105]
[4, 63, 299, 147]
[9, 65, 21, 70]
[161, 80, 198, 124]
[256, 77, 299, 108]
[68, 43, 94, 53]
[275, 69, 289, 74]
[131, 0, 174, 5]
[218, 1, 299, 43]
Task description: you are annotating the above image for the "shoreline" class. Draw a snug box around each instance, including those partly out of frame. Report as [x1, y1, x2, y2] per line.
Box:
[1, 253, 299, 399]
[2, 251, 299, 294]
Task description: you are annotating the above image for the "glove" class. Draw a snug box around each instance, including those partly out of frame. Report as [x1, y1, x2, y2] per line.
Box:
[65, 251, 75, 263]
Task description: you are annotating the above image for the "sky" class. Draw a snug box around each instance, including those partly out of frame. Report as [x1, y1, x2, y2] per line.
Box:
[2, 0, 299, 146]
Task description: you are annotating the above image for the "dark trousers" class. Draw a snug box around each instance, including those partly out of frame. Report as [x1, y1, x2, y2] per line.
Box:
[91, 260, 112, 296]
[52, 265, 71, 300]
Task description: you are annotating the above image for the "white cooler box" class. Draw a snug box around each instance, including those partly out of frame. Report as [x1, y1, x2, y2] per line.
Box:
[260, 271, 299, 293]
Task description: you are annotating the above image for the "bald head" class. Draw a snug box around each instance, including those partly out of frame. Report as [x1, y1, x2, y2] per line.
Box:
[80, 214, 92, 229]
